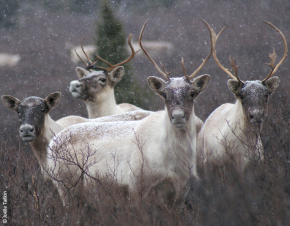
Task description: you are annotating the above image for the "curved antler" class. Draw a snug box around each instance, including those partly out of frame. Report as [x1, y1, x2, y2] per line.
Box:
[76, 35, 140, 73]
[229, 56, 243, 83]
[93, 33, 140, 72]
[75, 39, 107, 72]
[262, 21, 288, 83]
[183, 18, 215, 80]
[181, 58, 189, 80]
[139, 19, 170, 81]
[204, 20, 244, 83]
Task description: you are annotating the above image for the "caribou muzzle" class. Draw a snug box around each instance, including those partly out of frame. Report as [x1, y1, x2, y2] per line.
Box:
[19, 124, 35, 142]
[248, 108, 265, 127]
[171, 108, 187, 128]
[69, 80, 82, 98]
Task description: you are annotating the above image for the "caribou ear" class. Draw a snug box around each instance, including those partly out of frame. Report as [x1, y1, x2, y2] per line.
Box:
[76, 67, 89, 78]
[1, 95, 21, 111]
[228, 79, 243, 96]
[44, 92, 61, 111]
[265, 76, 280, 95]
[147, 76, 167, 98]
[191, 74, 210, 97]
[108, 66, 125, 85]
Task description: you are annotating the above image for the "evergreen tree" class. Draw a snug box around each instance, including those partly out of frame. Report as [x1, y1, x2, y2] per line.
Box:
[0, 0, 20, 28]
[95, 0, 133, 104]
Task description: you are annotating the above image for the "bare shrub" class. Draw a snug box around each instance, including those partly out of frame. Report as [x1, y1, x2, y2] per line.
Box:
[1, 1, 290, 225]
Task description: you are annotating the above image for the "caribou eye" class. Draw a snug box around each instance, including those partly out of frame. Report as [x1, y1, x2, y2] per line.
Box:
[191, 92, 195, 98]
[99, 78, 106, 83]
[41, 109, 46, 113]
[162, 93, 167, 99]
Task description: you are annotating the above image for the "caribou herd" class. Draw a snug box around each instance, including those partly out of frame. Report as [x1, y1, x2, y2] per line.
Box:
[2, 19, 287, 208]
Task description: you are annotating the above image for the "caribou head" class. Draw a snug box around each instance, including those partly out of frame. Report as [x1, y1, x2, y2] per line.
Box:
[139, 19, 213, 128]
[2, 93, 61, 142]
[70, 35, 139, 103]
[207, 20, 287, 130]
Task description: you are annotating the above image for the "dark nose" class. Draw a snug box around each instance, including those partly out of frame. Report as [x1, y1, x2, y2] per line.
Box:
[248, 109, 264, 124]
[19, 124, 35, 134]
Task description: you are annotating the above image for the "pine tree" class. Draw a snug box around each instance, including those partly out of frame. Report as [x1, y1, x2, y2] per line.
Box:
[0, 0, 20, 28]
[95, 0, 133, 104]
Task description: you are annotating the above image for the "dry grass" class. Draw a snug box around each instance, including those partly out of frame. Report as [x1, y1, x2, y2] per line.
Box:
[1, 1, 290, 225]
[1, 107, 290, 225]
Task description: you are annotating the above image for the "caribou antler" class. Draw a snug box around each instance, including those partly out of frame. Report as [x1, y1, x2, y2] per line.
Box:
[93, 34, 140, 72]
[229, 56, 243, 83]
[182, 18, 215, 81]
[76, 35, 140, 73]
[204, 20, 244, 83]
[140, 18, 214, 82]
[262, 21, 288, 83]
[75, 38, 107, 72]
[139, 19, 170, 81]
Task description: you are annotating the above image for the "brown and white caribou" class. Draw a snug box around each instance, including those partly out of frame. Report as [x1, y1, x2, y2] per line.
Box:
[47, 19, 213, 206]
[69, 35, 142, 119]
[198, 21, 287, 169]
[1, 93, 152, 177]
[1, 93, 87, 173]
[69, 35, 204, 131]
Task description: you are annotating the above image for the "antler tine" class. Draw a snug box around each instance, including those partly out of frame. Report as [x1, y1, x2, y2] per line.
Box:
[139, 19, 170, 81]
[263, 47, 277, 80]
[114, 33, 141, 67]
[80, 38, 93, 64]
[186, 18, 214, 80]
[262, 21, 288, 82]
[93, 53, 114, 72]
[160, 61, 172, 75]
[74, 48, 88, 67]
[75, 38, 98, 72]
[181, 57, 191, 81]
[266, 47, 277, 69]
[93, 33, 139, 72]
[229, 56, 243, 83]
[204, 20, 240, 81]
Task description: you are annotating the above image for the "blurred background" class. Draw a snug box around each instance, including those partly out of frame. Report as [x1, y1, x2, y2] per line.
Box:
[1, 0, 289, 141]
[0, 0, 290, 224]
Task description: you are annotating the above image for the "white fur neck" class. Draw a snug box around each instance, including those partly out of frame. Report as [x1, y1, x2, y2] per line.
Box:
[85, 88, 119, 118]
[160, 107, 197, 176]
[30, 114, 63, 176]
[230, 100, 261, 150]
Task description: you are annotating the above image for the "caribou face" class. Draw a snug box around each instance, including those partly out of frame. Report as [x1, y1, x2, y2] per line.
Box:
[70, 68, 108, 101]
[148, 75, 210, 128]
[69, 66, 125, 102]
[2, 93, 61, 142]
[228, 77, 280, 129]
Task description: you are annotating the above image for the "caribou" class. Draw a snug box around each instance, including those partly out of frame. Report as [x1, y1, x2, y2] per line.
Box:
[1, 93, 152, 177]
[69, 34, 205, 132]
[70, 34, 142, 119]
[198, 21, 287, 169]
[47, 19, 213, 206]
